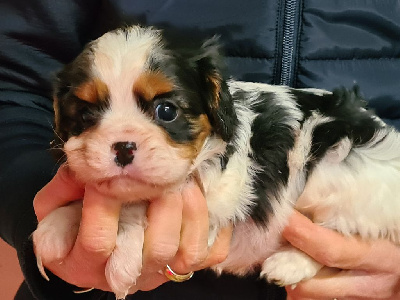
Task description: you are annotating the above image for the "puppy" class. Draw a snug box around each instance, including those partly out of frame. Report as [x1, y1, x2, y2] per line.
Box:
[33, 25, 400, 299]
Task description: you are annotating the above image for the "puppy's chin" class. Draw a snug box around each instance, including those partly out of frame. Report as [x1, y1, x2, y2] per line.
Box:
[94, 176, 173, 202]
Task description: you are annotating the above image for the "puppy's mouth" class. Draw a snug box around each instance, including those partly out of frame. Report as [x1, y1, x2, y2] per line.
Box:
[101, 173, 151, 187]
[94, 174, 164, 202]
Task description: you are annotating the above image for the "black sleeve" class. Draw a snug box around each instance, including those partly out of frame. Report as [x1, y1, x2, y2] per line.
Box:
[0, 1, 107, 299]
[0, 104, 108, 300]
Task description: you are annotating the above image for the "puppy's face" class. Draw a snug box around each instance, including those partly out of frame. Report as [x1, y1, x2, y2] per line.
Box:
[53, 26, 236, 199]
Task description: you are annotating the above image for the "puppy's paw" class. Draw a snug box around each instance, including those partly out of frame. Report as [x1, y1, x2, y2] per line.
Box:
[105, 204, 147, 300]
[32, 201, 82, 280]
[261, 246, 322, 286]
[106, 232, 144, 299]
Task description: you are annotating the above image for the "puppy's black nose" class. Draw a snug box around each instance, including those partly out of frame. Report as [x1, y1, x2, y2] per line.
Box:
[112, 141, 137, 167]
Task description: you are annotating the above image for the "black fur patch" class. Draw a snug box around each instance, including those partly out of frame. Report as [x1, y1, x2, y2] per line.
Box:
[160, 33, 238, 142]
[242, 91, 296, 225]
[154, 93, 205, 143]
[239, 86, 383, 225]
[138, 53, 210, 143]
[138, 34, 238, 144]
[51, 47, 110, 163]
[54, 46, 109, 142]
[57, 97, 107, 138]
[292, 87, 383, 172]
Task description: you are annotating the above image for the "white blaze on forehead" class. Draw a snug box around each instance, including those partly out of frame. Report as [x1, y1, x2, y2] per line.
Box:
[91, 27, 162, 109]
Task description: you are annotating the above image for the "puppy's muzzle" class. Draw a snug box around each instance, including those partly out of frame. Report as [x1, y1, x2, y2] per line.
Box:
[112, 141, 137, 167]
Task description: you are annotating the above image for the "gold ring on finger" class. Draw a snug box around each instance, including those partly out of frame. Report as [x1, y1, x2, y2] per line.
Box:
[164, 264, 194, 282]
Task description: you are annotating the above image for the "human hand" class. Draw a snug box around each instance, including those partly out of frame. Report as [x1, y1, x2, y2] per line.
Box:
[33, 165, 120, 291]
[283, 211, 400, 300]
[127, 178, 233, 293]
[33, 164, 232, 294]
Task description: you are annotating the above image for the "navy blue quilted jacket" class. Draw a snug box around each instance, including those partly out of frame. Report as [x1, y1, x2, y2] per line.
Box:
[1, 1, 399, 299]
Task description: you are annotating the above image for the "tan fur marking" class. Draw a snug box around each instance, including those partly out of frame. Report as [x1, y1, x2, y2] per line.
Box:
[207, 72, 222, 109]
[194, 114, 213, 151]
[73, 79, 108, 103]
[133, 72, 174, 101]
[170, 114, 212, 161]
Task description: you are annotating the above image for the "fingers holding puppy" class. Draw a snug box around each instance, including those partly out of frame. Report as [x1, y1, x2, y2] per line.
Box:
[284, 211, 400, 299]
[167, 180, 210, 274]
[138, 179, 232, 291]
[283, 211, 400, 274]
[167, 180, 232, 274]
[286, 269, 400, 300]
[36, 184, 121, 291]
[33, 166, 121, 291]
[33, 167, 231, 293]
[141, 189, 183, 273]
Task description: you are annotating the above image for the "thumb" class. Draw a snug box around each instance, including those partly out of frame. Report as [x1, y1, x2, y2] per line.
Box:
[34, 165, 84, 222]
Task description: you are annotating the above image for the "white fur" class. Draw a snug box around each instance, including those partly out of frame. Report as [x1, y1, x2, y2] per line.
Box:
[297, 87, 332, 96]
[297, 128, 400, 242]
[199, 100, 259, 230]
[262, 246, 323, 286]
[106, 203, 147, 299]
[92, 27, 162, 108]
[230, 80, 304, 130]
[33, 201, 82, 281]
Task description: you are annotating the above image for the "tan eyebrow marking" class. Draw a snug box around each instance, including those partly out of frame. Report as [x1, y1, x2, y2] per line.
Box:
[133, 71, 174, 101]
[73, 79, 108, 103]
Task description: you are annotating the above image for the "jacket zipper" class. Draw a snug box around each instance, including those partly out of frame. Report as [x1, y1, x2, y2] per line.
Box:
[280, 0, 300, 87]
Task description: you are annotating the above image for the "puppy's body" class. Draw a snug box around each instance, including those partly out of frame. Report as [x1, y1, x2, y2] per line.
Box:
[33, 26, 400, 298]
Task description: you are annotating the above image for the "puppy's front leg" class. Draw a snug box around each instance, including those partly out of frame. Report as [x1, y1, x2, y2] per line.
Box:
[261, 245, 323, 287]
[32, 201, 82, 280]
[105, 202, 147, 300]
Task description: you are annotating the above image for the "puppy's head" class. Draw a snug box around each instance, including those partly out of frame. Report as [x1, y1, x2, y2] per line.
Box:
[53, 26, 237, 199]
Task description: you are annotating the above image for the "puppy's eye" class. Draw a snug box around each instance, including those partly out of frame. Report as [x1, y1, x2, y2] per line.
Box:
[155, 102, 178, 122]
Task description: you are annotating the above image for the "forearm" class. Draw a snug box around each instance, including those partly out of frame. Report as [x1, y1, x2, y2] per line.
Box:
[0, 104, 55, 244]
[0, 104, 105, 299]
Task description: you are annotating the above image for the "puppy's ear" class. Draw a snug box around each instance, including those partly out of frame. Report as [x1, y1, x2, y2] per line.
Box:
[196, 38, 237, 142]
[50, 47, 97, 161]
[51, 70, 72, 162]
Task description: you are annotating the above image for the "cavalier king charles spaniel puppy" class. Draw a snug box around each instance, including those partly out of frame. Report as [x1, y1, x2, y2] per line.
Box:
[33, 25, 400, 299]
